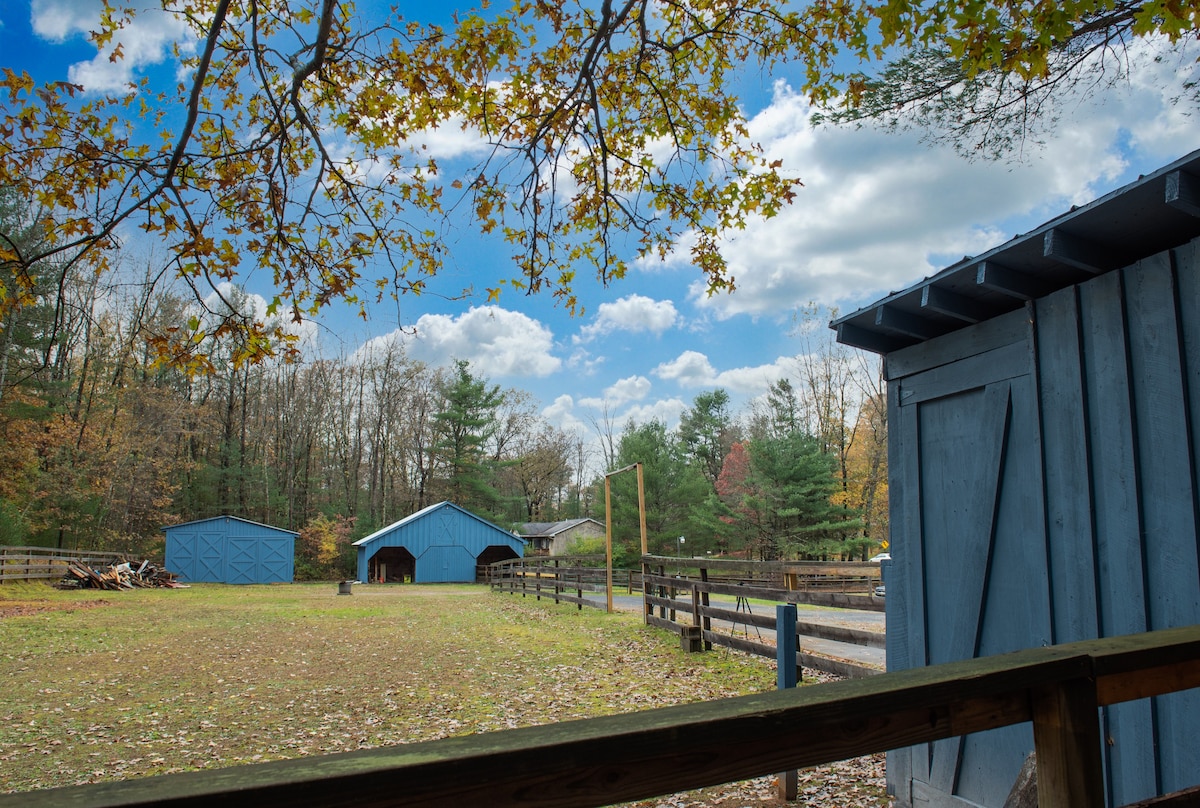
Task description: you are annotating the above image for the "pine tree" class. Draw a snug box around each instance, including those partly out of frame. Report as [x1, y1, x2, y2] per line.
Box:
[432, 360, 505, 517]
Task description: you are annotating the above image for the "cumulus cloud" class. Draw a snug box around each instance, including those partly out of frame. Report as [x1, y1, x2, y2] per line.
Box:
[630, 39, 1200, 322]
[541, 394, 591, 437]
[567, 347, 605, 376]
[652, 351, 716, 386]
[355, 306, 561, 379]
[652, 350, 797, 396]
[575, 294, 678, 343]
[579, 375, 652, 409]
[199, 282, 320, 350]
[33, 0, 191, 92]
[618, 398, 690, 429]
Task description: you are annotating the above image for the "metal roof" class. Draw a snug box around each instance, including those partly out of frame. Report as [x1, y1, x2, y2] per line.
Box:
[832, 149, 1200, 354]
[160, 514, 299, 536]
[351, 500, 518, 547]
[518, 518, 603, 538]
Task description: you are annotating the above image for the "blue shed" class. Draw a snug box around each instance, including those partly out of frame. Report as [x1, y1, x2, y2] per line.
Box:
[834, 149, 1200, 807]
[163, 515, 297, 584]
[354, 501, 523, 583]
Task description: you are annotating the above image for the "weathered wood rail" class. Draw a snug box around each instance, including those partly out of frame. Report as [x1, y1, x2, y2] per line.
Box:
[640, 555, 885, 679]
[5, 625, 1200, 807]
[488, 556, 637, 610]
[0, 546, 128, 583]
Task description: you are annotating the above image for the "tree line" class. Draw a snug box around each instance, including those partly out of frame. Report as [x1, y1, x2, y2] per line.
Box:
[0, 204, 885, 575]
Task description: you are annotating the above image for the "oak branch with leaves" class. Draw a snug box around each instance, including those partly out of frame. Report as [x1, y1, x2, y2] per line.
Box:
[1, 0, 1196, 369]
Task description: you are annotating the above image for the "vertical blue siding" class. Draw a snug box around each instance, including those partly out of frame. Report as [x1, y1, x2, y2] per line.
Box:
[885, 236, 1200, 807]
[354, 502, 524, 583]
[163, 516, 296, 584]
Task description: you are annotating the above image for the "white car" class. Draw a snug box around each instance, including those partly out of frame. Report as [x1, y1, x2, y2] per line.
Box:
[869, 552, 890, 562]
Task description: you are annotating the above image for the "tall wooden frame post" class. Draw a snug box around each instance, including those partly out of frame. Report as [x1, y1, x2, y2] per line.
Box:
[603, 463, 648, 615]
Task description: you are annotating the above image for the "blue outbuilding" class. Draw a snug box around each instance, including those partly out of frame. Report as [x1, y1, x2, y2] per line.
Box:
[163, 515, 297, 584]
[833, 149, 1200, 808]
[354, 501, 523, 583]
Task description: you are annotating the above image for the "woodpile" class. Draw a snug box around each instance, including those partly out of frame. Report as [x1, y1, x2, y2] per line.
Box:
[58, 560, 185, 590]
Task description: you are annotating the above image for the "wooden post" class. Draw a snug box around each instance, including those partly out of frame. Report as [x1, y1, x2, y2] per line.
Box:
[1030, 677, 1105, 808]
[603, 462, 647, 617]
[777, 604, 799, 802]
[604, 474, 614, 614]
[636, 462, 648, 555]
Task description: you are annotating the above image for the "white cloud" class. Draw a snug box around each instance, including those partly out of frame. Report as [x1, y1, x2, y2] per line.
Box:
[643, 39, 1200, 322]
[567, 347, 604, 375]
[199, 282, 320, 350]
[652, 350, 797, 396]
[32, 0, 191, 92]
[579, 375, 652, 409]
[618, 398, 689, 429]
[575, 294, 678, 343]
[541, 394, 590, 437]
[355, 305, 561, 379]
[653, 350, 716, 386]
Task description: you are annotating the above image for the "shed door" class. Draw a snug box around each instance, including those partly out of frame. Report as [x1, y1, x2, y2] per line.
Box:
[226, 536, 259, 584]
[890, 329, 1052, 807]
[196, 530, 225, 582]
[259, 538, 292, 583]
[167, 535, 196, 582]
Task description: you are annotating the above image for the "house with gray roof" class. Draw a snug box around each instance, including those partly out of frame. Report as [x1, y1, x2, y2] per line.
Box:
[518, 518, 605, 556]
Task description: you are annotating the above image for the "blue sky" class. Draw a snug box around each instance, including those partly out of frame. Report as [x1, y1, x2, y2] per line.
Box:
[5, 1, 1200, 444]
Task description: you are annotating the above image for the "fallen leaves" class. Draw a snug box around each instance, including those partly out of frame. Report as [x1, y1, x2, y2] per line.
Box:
[0, 583, 890, 806]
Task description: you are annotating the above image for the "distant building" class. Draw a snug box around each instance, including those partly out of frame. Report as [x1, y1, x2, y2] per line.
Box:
[518, 518, 605, 556]
[353, 501, 523, 583]
[163, 515, 297, 584]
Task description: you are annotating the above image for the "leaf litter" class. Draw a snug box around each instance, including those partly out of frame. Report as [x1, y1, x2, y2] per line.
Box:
[0, 582, 888, 806]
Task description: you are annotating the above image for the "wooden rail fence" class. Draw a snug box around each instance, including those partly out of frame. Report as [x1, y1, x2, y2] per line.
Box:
[487, 556, 636, 610]
[0, 546, 127, 584]
[490, 555, 887, 678]
[639, 555, 885, 679]
[5, 625, 1200, 807]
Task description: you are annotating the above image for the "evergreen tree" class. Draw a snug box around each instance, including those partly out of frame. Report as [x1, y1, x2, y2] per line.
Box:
[745, 430, 856, 559]
[432, 360, 505, 517]
[679, 389, 741, 486]
[609, 420, 710, 564]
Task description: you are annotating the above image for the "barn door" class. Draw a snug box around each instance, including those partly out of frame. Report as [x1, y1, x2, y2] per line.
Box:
[889, 317, 1052, 807]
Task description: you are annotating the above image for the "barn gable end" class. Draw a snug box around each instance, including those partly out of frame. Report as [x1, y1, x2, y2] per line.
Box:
[834, 149, 1200, 808]
[163, 515, 297, 584]
[353, 501, 523, 583]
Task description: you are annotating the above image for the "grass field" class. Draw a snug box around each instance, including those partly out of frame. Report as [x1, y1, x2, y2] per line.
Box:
[0, 581, 887, 806]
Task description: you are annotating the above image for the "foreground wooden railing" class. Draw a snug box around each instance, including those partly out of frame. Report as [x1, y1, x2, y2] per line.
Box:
[5, 625, 1200, 808]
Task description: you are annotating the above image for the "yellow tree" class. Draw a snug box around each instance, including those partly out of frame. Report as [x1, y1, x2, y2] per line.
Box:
[2, 0, 1195, 369]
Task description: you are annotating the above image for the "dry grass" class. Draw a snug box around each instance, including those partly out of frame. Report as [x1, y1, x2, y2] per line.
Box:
[0, 581, 888, 806]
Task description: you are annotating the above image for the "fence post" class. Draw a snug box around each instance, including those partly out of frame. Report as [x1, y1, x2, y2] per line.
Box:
[1030, 678, 1105, 808]
[777, 604, 798, 802]
[699, 565, 712, 650]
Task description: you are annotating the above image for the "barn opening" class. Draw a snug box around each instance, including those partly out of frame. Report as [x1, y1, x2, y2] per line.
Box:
[367, 546, 416, 583]
[475, 545, 520, 580]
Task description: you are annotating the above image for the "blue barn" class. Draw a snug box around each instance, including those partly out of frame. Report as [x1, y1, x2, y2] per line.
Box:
[354, 501, 523, 583]
[163, 515, 297, 584]
[834, 149, 1200, 807]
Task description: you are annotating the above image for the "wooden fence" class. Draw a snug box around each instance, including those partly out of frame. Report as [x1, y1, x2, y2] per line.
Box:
[639, 555, 885, 679]
[0, 546, 127, 584]
[487, 555, 629, 610]
[5, 625, 1200, 807]
[490, 555, 886, 678]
